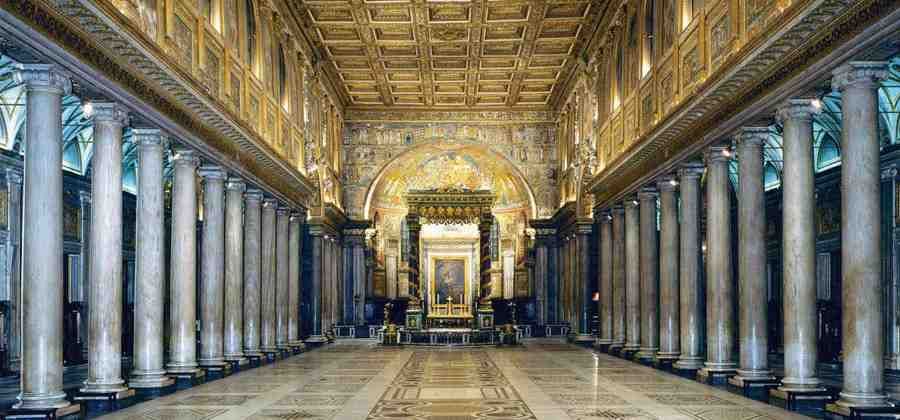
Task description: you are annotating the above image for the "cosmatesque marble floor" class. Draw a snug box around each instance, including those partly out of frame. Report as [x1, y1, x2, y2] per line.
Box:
[99, 339, 811, 420]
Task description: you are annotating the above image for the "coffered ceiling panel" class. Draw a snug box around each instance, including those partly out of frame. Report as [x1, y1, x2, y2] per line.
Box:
[290, 0, 603, 109]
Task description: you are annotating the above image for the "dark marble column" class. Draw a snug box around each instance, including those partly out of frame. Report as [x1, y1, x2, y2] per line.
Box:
[610, 205, 627, 352]
[259, 199, 278, 355]
[575, 221, 594, 343]
[595, 210, 613, 348]
[624, 197, 641, 355]
[306, 226, 326, 343]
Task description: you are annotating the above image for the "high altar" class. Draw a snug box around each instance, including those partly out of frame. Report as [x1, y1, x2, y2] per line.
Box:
[402, 189, 497, 331]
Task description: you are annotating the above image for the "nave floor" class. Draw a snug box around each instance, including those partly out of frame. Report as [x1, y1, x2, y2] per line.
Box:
[99, 339, 810, 420]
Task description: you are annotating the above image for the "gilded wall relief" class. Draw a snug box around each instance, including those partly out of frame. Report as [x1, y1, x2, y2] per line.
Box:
[203, 44, 221, 98]
[708, 3, 733, 73]
[171, 11, 194, 71]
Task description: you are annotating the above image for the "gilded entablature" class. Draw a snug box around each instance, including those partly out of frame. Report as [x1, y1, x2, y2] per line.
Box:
[341, 122, 558, 220]
[289, 0, 602, 109]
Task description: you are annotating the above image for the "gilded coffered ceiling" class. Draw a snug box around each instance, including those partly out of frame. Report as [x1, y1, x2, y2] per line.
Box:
[287, 0, 603, 109]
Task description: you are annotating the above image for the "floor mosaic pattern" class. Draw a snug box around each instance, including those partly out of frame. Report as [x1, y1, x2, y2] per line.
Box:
[99, 339, 811, 420]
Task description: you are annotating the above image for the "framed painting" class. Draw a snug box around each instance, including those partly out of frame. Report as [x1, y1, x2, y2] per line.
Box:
[429, 257, 471, 319]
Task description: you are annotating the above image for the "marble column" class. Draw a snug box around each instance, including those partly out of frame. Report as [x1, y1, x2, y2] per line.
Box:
[307, 228, 325, 342]
[13, 64, 73, 411]
[4, 168, 22, 373]
[166, 149, 202, 376]
[700, 146, 737, 377]
[733, 127, 774, 383]
[595, 211, 614, 347]
[198, 166, 227, 370]
[275, 207, 291, 350]
[637, 188, 659, 361]
[81, 103, 130, 395]
[831, 61, 889, 409]
[576, 222, 594, 342]
[224, 179, 246, 365]
[657, 177, 680, 361]
[129, 129, 174, 389]
[260, 199, 278, 354]
[624, 198, 641, 354]
[242, 190, 264, 357]
[777, 100, 823, 392]
[610, 205, 627, 351]
[288, 211, 305, 347]
[675, 164, 705, 371]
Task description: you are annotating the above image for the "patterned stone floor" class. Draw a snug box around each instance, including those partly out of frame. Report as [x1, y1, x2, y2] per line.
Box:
[99, 339, 811, 420]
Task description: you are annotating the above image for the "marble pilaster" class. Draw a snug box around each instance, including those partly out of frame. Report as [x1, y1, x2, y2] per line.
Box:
[129, 129, 174, 389]
[4, 168, 22, 373]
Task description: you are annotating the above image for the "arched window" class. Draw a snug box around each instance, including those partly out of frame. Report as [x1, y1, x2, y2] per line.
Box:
[641, 0, 655, 77]
[612, 39, 624, 111]
[626, 12, 639, 94]
[660, 0, 674, 52]
[816, 135, 841, 170]
[682, 0, 704, 30]
[244, 0, 257, 71]
[63, 143, 82, 174]
[764, 162, 780, 190]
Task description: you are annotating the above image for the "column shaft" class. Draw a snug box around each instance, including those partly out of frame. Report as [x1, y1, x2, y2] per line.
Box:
[199, 167, 226, 368]
[260, 199, 278, 353]
[130, 129, 173, 388]
[702, 147, 737, 373]
[675, 164, 705, 370]
[5, 169, 22, 373]
[167, 150, 201, 375]
[610, 206, 627, 349]
[735, 127, 773, 381]
[778, 101, 823, 390]
[288, 212, 304, 346]
[242, 190, 263, 356]
[833, 62, 889, 408]
[657, 178, 680, 360]
[308, 232, 325, 341]
[14, 64, 72, 410]
[637, 189, 659, 360]
[275, 208, 291, 349]
[224, 179, 246, 362]
[596, 212, 613, 345]
[624, 199, 641, 352]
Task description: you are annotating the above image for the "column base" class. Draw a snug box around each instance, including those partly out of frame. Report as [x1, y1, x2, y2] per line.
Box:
[305, 335, 327, 344]
[168, 369, 206, 391]
[245, 354, 263, 368]
[289, 342, 306, 354]
[674, 367, 700, 380]
[825, 402, 900, 419]
[261, 350, 280, 364]
[636, 348, 659, 364]
[652, 355, 678, 371]
[607, 343, 624, 355]
[594, 340, 612, 353]
[201, 363, 232, 381]
[132, 382, 176, 402]
[4, 404, 82, 419]
[224, 357, 249, 373]
[770, 386, 833, 416]
[697, 366, 736, 385]
[574, 334, 595, 345]
[674, 357, 705, 371]
[74, 388, 135, 416]
[726, 375, 779, 401]
[620, 348, 640, 360]
[129, 371, 175, 390]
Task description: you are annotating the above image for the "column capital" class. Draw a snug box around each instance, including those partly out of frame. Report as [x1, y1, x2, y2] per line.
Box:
[637, 187, 658, 201]
[276, 207, 291, 217]
[245, 189, 264, 202]
[171, 149, 200, 167]
[832, 61, 888, 91]
[705, 145, 733, 164]
[598, 209, 612, 223]
[624, 196, 639, 209]
[225, 178, 246, 192]
[198, 165, 227, 180]
[88, 102, 129, 126]
[262, 198, 278, 209]
[290, 212, 305, 223]
[736, 126, 769, 148]
[657, 175, 679, 192]
[775, 98, 820, 124]
[13, 63, 71, 95]
[5, 168, 22, 186]
[131, 128, 169, 149]
[610, 204, 625, 215]
[678, 162, 705, 179]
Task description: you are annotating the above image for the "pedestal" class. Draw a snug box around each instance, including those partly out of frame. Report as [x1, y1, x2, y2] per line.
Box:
[4, 404, 82, 420]
[170, 370, 206, 391]
[201, 364, 232, 381]
[726, 376, 779, 401]
[825, 403, 900, 419]
[697, 368, 736, 385]
[73, 389, 135, 416]
[225, 357, 250, 373]
[477, 306, 494, 329]
[245, 354, 263, 368]
[769, 387, 833, 416]
[132, 382, 176, 401]
[406, 309, 423, 330]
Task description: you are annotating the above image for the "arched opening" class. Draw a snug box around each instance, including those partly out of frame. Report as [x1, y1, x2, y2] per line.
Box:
[244, 0, 258, 73]
[641, 0, 655, 77]
[277, 43, 289, 111]
[626, 11, 639, 96]
[816, 135, 841, 170]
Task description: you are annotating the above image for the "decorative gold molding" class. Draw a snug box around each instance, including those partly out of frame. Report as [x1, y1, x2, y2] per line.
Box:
[344, 108, 558, 124]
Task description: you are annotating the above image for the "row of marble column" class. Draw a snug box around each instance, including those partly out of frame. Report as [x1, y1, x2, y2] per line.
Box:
[593, 61, 890, 409]
[12, 64, 306, 411]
